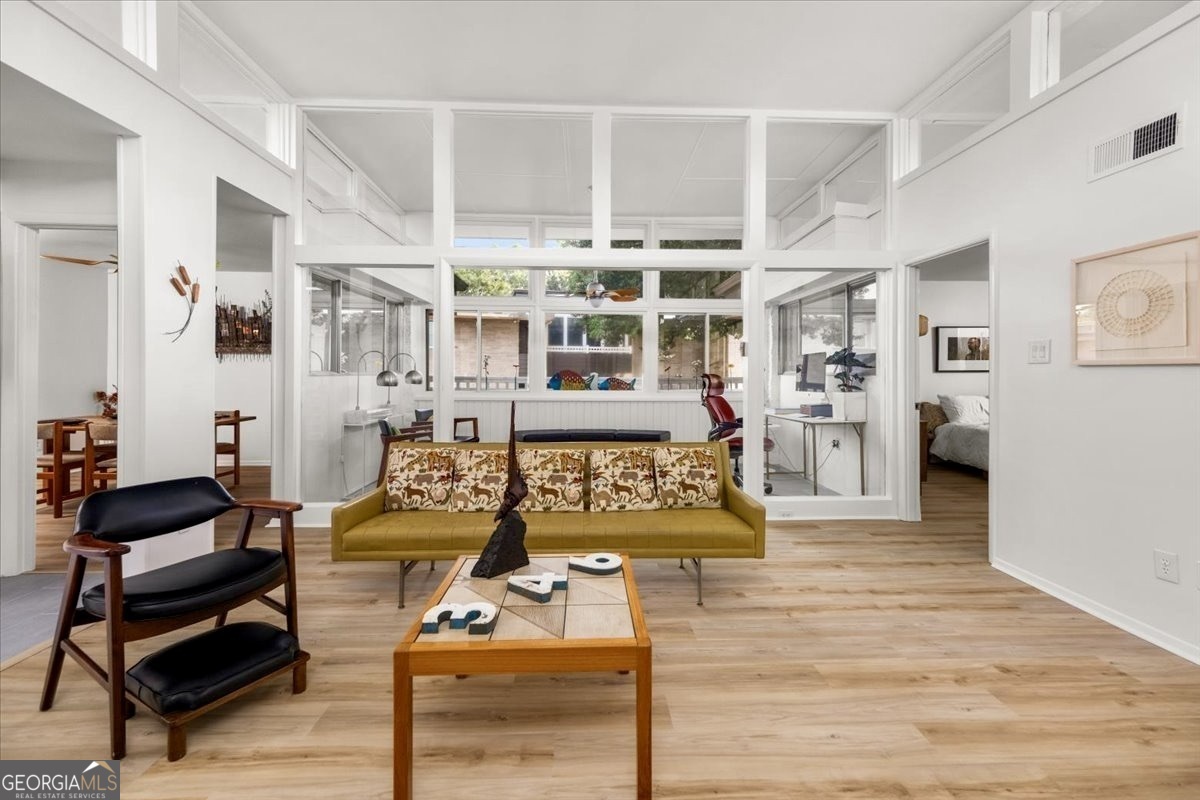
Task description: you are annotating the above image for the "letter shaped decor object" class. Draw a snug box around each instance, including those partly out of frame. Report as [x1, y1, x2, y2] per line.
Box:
[568, 553, 623, 575]
[506, 572, 569, 604]
[421, 602, 499, 635]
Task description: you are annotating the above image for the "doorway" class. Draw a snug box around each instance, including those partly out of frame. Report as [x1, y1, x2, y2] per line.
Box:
[214, 179, 281, 509]
[909, 241, 992, 533]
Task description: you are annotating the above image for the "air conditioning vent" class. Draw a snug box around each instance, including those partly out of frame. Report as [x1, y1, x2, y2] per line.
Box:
[1089, 110, 1182, 181]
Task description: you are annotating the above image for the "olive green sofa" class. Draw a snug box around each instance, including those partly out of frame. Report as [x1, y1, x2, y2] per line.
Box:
[331, 440, 765, 606]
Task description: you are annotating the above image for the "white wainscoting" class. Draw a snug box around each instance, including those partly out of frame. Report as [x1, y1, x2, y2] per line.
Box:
[454, 396, 741, 444]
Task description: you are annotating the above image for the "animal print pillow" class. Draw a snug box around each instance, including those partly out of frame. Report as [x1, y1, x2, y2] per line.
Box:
[589, 448, 659, 512]
[450, 450, 509, 512]
[385, 447, 456, 511]
[654, 447, 721, 509]
[518, 449, 585, 512]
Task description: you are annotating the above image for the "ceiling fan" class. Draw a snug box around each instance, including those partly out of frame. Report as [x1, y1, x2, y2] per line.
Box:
[42, 253, 119, 273]
[580, 272, 641, 308]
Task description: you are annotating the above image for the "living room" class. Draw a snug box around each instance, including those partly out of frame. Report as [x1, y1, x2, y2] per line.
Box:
[1, 1, 1197, 797]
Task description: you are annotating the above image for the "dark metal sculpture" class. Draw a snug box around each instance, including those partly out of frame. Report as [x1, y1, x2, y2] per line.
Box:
[471, 402, 530, 578]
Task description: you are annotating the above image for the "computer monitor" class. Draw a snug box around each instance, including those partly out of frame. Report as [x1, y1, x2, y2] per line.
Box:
[795, 352, 828, 393]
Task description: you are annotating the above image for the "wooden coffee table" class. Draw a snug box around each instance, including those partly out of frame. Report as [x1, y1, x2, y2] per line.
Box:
[394, 553, 652, 798]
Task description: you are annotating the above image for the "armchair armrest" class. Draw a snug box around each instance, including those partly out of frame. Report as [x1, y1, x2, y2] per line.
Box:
[714, 441, 766, 558]
[235, 498, 303, 516]
[63, 533, 131, 559]
[331, 486, 387, 561]
[709, 421, 741, 441]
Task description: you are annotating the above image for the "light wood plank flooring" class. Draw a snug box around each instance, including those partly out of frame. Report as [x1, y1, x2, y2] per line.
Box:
[3, 465, 1197, 798]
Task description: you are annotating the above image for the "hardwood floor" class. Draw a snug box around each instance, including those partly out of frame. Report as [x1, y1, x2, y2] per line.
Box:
[4, 464, 1197, 798]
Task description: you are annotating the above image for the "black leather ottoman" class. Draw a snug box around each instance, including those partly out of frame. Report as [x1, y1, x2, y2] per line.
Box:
[515, 429, 670, 442]
[125, 621, 309, 760]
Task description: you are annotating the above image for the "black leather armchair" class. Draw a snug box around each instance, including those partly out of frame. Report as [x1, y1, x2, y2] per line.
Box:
[39, 476, 307, 760]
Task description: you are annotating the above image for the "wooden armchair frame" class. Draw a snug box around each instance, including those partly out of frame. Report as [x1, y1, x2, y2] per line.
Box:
[40, 477, 304, 760]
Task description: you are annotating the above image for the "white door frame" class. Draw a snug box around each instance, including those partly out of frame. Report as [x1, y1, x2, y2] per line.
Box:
[0, 214, 118, 575]
[900, 235, 994, 534]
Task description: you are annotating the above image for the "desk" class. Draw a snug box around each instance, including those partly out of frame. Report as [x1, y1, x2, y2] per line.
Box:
[766, 412, 865, 496]
[215, 413, 257, 487]
[395, 554, 651, 799]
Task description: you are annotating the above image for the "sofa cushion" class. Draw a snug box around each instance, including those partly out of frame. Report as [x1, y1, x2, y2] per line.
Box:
[450, 449, 508, 512]
[340, 508, 756, 558]
[385, 447, 455, 510]
[518, 448, 585, 512]
[654, 447, 721, 509]
[589, 448, 659, 511]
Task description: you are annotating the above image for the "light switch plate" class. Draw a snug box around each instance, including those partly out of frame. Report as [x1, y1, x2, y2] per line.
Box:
[1028, 339, 1051, 364]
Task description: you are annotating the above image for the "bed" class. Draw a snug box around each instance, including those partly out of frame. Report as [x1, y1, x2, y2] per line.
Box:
[920, 395, 989, 474]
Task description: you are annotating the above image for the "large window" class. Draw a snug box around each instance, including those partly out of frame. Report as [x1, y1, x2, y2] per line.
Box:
[916, 39, 1011, 164]
[546, 313, 642, 387]
[777, 276, 877, 372]
[307, 271, 409, 375]
[454, 268, 529, 297]
[454, 311, 529, 390]
[1050, 1, 1189, 87]
[660, 270, 741, 299]
[659, 314, 743, 390]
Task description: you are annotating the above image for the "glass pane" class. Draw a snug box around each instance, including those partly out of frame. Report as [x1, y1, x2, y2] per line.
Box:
[544, 269, 644, 300]
[659, 237, 742, 250]
[919, 41, 1010, 164]
[766, 121, 885, 250]
[304, 110, 434, 246]
[1055, 1, 1188, 83]
[613, 116, 745, 246]
[179, 13, 272, 152]
[850, 279, 878, 356]
[455, 113, 591, 246]
[454, 268, 529, 297]
[658, 314, 705, 391]
[341, 285, 385, 376]
[546, 313, 643, 388]
[801, 289, 846, 358]
[308, 275, 334, 373]
[481, 313, 528, 390]
[660, 270, 741, 299]
[453, 311, 480, 389]
[708, 315, 744, 386]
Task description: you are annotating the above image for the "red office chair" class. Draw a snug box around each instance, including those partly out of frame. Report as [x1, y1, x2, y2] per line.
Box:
[700, 374, 773, 494]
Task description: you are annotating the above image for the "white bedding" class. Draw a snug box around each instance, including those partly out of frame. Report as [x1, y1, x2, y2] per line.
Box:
[929, 422, 989, 471]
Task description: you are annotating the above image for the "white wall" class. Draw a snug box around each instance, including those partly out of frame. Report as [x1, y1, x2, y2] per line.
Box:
[0, 159, 117, 221]
[918, 279, 989, 402]
[896, 17, 1200, 662]
[37, 261, 109, 418]
[214, 270, 272, 465]
[1, 1, 295, 575]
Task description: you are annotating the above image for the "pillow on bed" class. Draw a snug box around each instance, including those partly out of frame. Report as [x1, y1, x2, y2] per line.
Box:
[938, 394, 989, 425]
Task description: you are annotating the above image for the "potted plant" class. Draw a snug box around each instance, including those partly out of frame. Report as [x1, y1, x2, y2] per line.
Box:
[824, 348, 868, 420]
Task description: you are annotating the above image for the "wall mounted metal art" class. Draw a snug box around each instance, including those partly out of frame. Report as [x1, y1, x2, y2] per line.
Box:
[165, 262, 200, 342]
[216, 290, 272, 361]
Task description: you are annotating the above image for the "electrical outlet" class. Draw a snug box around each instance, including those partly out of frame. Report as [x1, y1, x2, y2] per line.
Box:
[1154, 550, 1179, 583]
[831, 439, 840, 449]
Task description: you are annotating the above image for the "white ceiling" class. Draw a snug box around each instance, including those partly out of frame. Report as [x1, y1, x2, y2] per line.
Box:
[193, 1, 1027, 111]
[0, 64, 128, 167]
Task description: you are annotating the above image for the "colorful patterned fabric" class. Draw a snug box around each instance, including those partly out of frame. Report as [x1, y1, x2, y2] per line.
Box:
[598, 376, 636, 390]
[589, 448, 660, 511]
[654, 447, 721, 509]
[385, 447, 456, 510]
[450, 449, 509, 512]
[547, 370, 591, 390]
[518, 449, 586, 512]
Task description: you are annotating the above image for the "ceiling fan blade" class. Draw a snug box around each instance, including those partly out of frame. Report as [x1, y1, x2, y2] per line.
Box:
[605, 288, 641, 301]
[41, 254, 118, 266]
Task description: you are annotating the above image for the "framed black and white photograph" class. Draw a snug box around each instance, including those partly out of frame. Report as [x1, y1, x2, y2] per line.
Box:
[935, 326, 989, 372]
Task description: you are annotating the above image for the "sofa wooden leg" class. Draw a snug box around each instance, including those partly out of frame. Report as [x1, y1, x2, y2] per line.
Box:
[293, 660, 307, 694]
[167, 725, 187, 762]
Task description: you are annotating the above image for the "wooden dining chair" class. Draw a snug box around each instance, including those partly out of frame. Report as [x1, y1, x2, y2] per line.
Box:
[36, 421, 87, 518]
[85, 419, 118, 493]
[214, 409, 241, 486]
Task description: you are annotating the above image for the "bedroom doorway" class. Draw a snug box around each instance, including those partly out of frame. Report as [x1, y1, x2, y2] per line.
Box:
[910, 241, 991, 531]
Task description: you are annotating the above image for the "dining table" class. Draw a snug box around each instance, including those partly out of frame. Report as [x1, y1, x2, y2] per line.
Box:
[215, 412, 257, 487]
